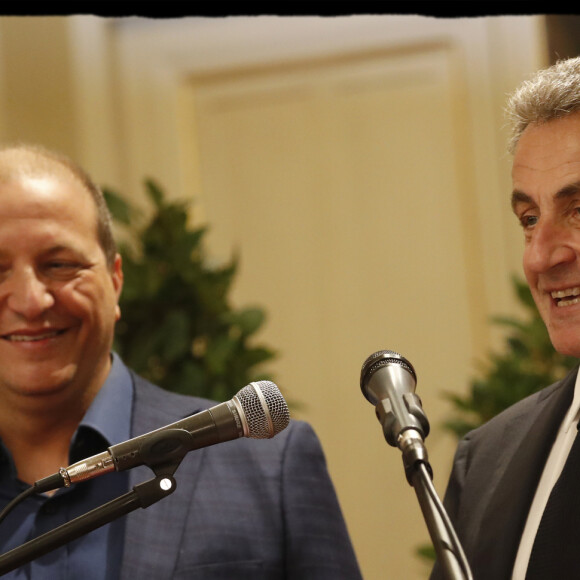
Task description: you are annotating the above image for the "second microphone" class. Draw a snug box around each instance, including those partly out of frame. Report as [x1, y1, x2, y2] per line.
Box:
[35, 380, 290, 493]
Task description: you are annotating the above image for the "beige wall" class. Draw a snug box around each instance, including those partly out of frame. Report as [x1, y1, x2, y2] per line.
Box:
[0, 18, 77, 152]
[0, 15, 548, 579]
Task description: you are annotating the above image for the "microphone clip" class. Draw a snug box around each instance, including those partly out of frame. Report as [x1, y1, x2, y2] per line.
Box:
[375, 392, 432, 485]
[374, 391, 430, 448]
[115, 428, 194, 478]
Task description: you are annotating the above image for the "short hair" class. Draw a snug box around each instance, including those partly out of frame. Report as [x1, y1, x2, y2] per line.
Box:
[506, 56, 580, 154]
[0, 144, 117, 269]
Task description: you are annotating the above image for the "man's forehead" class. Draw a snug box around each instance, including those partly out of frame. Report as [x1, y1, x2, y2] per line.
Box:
[0, 147, 86, 191]
[0, 176, 101, 257]
[0, 170, 97, 231]
[514, 113, 580, 154]
[511, 115, 580, 191]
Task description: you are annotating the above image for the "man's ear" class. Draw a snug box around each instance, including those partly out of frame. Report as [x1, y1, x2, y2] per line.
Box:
[112, 253, 124, 321]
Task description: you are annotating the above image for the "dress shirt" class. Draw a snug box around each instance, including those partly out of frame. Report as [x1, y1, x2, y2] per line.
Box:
[0, 352, 133, 579]
[512, 370, 580, 579]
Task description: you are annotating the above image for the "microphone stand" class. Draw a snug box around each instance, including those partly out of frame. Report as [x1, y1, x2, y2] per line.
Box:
[0, 429, 190, 577]
[400, 430, 473, 580]
[377, 399, 473, 580]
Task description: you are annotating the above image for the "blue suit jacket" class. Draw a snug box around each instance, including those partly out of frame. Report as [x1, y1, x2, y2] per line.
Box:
[120, 373, 362, 579]
[430, 367, 578, 580]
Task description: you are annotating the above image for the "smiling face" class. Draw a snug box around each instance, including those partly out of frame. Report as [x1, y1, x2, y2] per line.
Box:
[0, 172, 123, 406]
[512, 112, 580, 356]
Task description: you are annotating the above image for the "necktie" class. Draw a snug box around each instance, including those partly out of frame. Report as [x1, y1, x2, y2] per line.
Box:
[526, 423, 580, 578]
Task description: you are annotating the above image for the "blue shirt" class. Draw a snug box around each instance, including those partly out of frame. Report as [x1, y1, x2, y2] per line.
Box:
[0, 353, 133, 579]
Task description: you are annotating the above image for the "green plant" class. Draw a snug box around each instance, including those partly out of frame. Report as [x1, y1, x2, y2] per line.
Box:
[443, 276, 577, 439]
[103, 179, 276, 402]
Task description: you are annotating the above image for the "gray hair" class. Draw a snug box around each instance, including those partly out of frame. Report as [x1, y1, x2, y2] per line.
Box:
[506, 56, 580, 153]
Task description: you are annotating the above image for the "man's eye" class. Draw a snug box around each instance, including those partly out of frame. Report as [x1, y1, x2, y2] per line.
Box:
[520, 215, 538, 229]
[43, 262, 82, 276]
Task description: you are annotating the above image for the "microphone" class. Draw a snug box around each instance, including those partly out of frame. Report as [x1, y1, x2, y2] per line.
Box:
[360, 350, 431, 481]
[35, 380, 290, 493]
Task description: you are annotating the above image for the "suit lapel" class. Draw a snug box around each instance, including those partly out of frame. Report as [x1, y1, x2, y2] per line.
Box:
[120, 374, 207, 579]
[472, 369, 577, 579]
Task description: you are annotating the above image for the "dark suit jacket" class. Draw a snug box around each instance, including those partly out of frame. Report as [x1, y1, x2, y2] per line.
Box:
[120, 373, 362, 580]
[430, 366, 578, 580]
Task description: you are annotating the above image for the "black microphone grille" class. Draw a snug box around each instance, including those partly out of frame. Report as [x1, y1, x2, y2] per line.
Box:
[235, 381, 290, 439]
[360, 350, 416, 393]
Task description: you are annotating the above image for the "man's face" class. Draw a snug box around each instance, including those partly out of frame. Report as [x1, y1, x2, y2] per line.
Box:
[512, 112, 580, 357]
[0, 173, 122, 405]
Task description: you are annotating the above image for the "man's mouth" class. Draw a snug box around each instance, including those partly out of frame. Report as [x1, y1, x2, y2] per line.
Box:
[551, 286, 580, 307]
[2, 330, 66, 342]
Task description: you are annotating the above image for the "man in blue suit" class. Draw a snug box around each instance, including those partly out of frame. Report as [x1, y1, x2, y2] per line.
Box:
[0, 144, 362, 579]
[431, 56, 580, 579]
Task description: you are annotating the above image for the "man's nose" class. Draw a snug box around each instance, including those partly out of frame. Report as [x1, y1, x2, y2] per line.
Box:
[3, 268, 55, 318]
[524, 219, 577, 274]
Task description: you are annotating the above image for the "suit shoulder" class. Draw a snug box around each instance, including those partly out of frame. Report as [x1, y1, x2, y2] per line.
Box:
[130, 371, 216, 414]
[464, 367, 578, 445]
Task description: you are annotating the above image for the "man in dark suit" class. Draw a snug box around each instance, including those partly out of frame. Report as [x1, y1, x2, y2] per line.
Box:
[431, 56, 580, 579]
[0, 144, 362, 579]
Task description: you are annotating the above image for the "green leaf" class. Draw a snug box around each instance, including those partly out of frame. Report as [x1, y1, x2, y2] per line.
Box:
[145, 178, 165, 208]
[416, 543, 436, 562]
[103, 188, 132, 225]
[223, 307, 266, 336]
[158, 311, 191, 363]
[205, 335, 238, 375]
[240, 346, 276, 368]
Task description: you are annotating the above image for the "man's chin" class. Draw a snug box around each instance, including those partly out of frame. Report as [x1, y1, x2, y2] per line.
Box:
[10, 379, 74, 399]
[0, 366, 78, 399]
[548, 332, 580, 359]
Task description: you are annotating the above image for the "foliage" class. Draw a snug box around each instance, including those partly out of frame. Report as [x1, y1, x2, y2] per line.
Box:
[442, 276, 578, 439]
[103, 179, 276, 402]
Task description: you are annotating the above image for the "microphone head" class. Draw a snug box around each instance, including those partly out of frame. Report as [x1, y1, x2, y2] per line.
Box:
[234, 381, 290, 439]
[360, 350, 416, 405]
